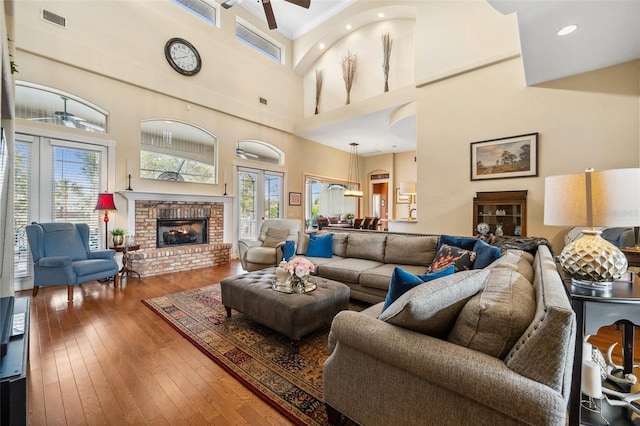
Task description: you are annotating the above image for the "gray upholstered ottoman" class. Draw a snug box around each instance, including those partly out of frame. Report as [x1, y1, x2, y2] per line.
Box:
[220, 267, 350, 352]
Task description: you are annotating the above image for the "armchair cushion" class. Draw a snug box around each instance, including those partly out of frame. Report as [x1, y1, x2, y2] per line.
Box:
[38, 256, 72, 267]
[263, 227, 289, 247]
[39, 222, 88, 261]
[378, 269, 489, 338]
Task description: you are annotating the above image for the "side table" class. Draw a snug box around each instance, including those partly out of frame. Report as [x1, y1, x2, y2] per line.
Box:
[562, 268, 640, 425]
[621, 247, 640, 268]
[112, 244, 141, 280]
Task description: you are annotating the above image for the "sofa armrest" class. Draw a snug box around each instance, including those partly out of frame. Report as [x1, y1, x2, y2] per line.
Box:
[37, 256, 72, 267]
[88, 249, 116, 260]
[327, 310, 567, 422]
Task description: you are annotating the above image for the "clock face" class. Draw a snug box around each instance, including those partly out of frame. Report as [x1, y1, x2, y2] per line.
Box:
[477, 222, 490, 235]
[165, 38, 201, 76]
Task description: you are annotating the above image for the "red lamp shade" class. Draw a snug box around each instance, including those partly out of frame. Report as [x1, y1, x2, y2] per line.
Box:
[95, 193, 117, 211]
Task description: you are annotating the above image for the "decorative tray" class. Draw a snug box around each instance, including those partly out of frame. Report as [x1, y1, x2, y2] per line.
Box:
[271, 278, 317, 294]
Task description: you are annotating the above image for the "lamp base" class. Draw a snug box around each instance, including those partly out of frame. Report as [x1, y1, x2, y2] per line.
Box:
[571, 277, 613, 292]
[560, 229, 628, 283]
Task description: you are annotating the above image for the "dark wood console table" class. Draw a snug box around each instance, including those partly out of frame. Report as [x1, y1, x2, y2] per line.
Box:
[563, 270, 640, 425]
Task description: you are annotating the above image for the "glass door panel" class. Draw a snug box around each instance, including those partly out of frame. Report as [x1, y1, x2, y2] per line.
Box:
[238, 167, 283, 240]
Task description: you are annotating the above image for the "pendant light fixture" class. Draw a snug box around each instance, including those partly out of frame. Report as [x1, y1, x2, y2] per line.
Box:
[344, 142, 363, 197]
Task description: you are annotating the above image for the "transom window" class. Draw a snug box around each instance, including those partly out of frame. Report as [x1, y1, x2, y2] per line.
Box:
[173, 0, 219, 26]
[235, 18, 284, 63]
[14, 81, 108, 133]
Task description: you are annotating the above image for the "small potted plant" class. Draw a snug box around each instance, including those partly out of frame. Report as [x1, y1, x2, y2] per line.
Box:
[110, 228, 125, 246]
[345, 212, 355, 224]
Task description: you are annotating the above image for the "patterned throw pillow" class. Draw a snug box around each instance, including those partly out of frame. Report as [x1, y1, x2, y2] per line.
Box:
[429, 243, 476, 273]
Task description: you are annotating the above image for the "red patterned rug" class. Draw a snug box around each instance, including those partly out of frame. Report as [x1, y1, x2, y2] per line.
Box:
[142, 284, 367, 425]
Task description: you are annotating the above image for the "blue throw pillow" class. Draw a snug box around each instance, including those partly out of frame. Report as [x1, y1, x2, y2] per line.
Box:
[282, 240, 296, 261]
[439, 235, 501, 269]
[472, 238, 501, 269]
[306, 233, 334, 258]
[381, 265, 455, 313]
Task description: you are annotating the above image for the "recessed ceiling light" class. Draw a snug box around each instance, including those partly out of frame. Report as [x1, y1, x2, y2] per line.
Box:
[345, 24, 352, 30]
[557, 24, 578, 36]
[319, 43, 325, 49]
[378, 12, 385, 18]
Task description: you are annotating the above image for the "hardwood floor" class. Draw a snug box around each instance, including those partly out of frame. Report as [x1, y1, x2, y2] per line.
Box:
[19, 260, 293, 426]
[17, 260, 639, 425]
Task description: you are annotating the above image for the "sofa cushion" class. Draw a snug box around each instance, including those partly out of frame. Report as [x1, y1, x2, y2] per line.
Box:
[381, 265, 456, 312]
[378, 269, 489, 338]
[296, 231, 310, 255]
[331, 232, 349, 257]
[319, 258, 384, 283]
[306, 233, 334, 258]
[448, 268, 535, 359]
[439, 235, 501, 269]
[383, 234, 438, 267]
[429, 244, 476, 273]
[488, 249, 535, 283]
[346, 233, 387, 262]
[359, 263, 429, 290]
[262, 227, 289, 247]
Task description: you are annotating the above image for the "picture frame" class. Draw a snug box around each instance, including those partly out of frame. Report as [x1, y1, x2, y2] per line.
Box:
[470, 133, 538, 181]
[289, 192, 301, 206]
[395, 188, 410, 204]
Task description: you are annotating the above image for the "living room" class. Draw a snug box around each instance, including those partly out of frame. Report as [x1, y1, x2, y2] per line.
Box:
[1, 0, 640, 424]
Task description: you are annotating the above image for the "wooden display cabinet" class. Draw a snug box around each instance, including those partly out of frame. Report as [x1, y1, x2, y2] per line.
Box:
[473, 190, 527, 237]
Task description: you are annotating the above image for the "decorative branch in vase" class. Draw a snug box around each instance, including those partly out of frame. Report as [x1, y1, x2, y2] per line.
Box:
[382, 32, 393, 93]
[342, 50, 358, 105]
[315, 69, 323, 115]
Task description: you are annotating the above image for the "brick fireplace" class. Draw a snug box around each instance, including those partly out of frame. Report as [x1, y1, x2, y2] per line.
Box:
[117, 191, 233, 277]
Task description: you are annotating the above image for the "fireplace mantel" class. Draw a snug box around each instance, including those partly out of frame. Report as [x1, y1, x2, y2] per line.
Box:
[116, 191, 234, 244]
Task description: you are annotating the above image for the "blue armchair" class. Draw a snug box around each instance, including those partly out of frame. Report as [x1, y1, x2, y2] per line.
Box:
[25, 222, 120, 301]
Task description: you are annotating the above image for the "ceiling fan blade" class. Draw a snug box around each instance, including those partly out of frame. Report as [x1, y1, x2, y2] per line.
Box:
[262, 0, 277, 30]
[221, 0, 241, 9]
[284, 0, 310, 9]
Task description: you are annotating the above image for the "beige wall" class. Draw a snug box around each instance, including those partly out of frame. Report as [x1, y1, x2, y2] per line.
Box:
[416, 57, 640, 250]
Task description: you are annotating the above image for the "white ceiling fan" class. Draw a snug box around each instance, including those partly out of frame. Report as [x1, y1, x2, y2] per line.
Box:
[28, 96, 105, 132]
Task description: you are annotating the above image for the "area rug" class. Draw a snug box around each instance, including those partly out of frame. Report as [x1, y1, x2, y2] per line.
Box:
[142, 284, 368, 425]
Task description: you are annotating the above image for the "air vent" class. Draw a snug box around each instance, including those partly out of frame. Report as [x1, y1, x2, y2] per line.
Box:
[41, 9, 67, 28]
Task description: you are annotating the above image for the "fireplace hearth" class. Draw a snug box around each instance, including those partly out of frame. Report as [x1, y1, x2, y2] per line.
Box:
[157, 218, 208, 248]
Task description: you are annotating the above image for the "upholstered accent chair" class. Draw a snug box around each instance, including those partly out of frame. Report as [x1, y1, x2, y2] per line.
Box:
[238, 219, 301, 271]
[25, 222, 120, 301]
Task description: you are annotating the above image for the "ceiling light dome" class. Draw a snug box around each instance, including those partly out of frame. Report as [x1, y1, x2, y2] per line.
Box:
[557, 24, 578, 36]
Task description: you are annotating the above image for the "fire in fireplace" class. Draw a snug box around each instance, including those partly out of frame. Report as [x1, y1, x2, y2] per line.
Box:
[157, 218, 208, 248]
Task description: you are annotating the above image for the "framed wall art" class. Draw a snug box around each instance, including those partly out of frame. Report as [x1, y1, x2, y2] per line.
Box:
[289, 192, 301, 206]
[470, 133, 538, 181]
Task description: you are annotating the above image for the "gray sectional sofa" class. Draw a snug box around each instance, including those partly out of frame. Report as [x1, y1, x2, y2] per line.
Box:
[322, 244, 576, 425]
[297, 229, 485, 304]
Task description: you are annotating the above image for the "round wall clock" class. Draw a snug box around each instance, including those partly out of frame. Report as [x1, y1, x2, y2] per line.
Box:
[164, 38, 202, 76]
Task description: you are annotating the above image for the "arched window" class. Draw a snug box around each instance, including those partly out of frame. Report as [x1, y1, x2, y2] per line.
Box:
[235, 140, 284, 165]
[140, 119, 218, 184]
[15, 81, 108, 133]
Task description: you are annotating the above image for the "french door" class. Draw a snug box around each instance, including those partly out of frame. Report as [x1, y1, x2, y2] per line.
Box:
[237, 166, 284, 240]
[14, 132, 111, 287]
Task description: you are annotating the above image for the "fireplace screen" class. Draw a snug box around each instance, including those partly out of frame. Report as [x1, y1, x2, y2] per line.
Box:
[157, 218, 208, 248]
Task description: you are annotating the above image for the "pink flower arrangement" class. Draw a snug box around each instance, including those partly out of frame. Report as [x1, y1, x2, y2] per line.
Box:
[284, 257, 315, 278]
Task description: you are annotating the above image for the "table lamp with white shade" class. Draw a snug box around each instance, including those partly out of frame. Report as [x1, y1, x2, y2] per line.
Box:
[544, 168, 640, 290]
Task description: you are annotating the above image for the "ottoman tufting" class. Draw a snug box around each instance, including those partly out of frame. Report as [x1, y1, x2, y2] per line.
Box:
[220, 267, 350, 352]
